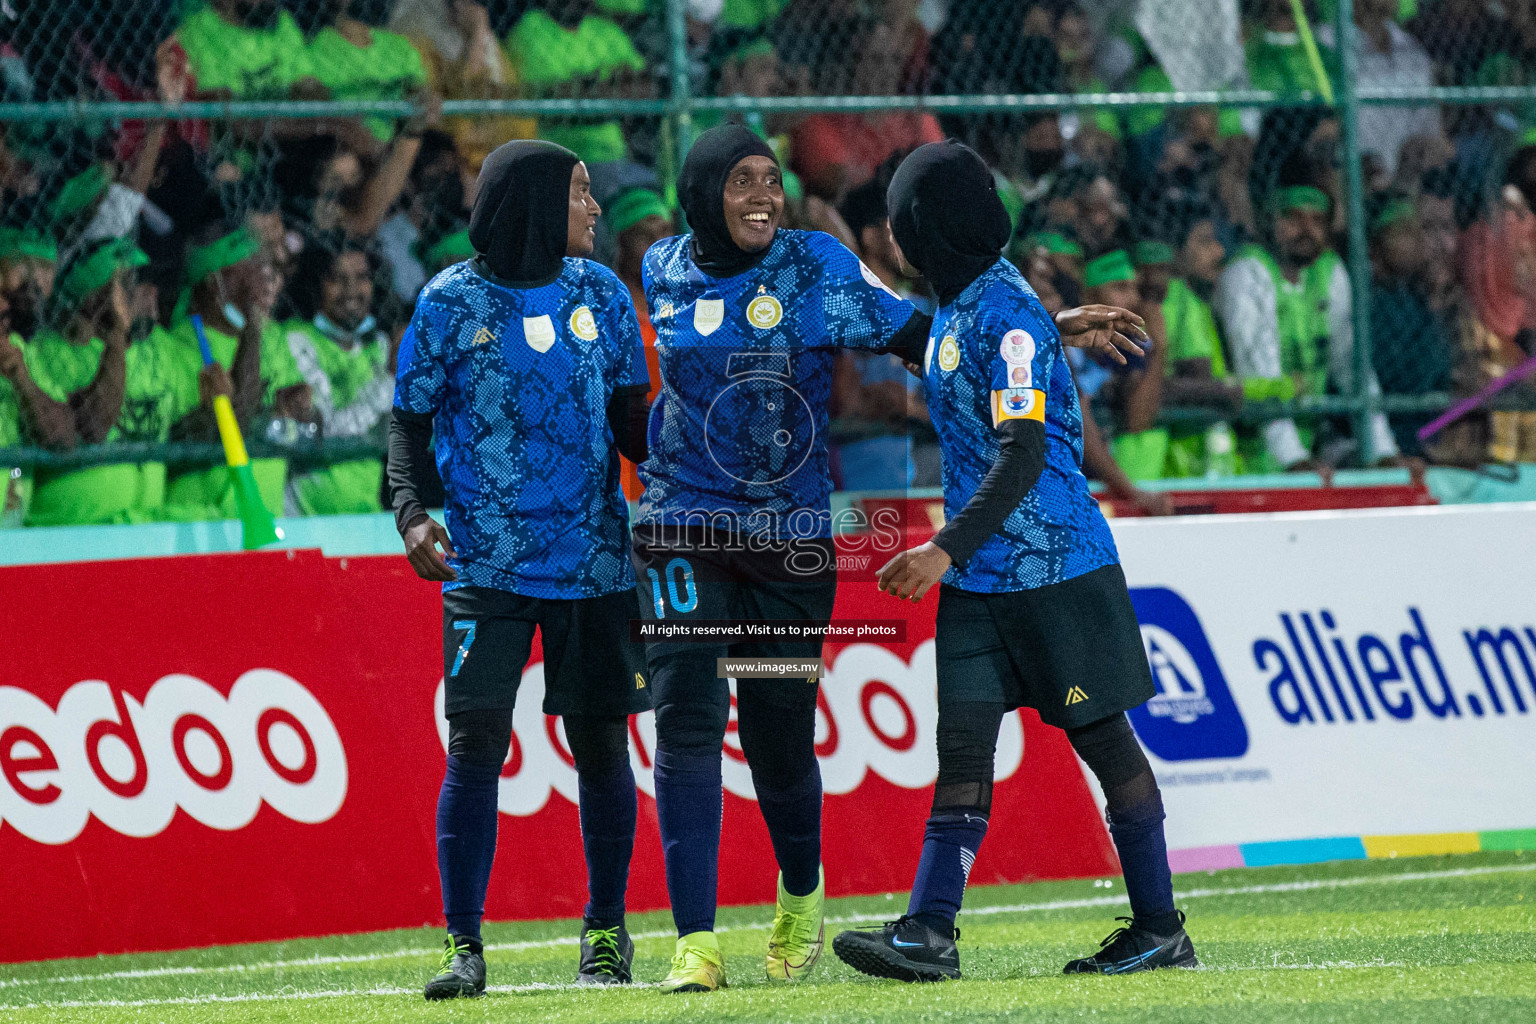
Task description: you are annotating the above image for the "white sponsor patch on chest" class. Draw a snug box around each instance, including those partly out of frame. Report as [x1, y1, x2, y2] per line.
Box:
[523, 315, 556, 353]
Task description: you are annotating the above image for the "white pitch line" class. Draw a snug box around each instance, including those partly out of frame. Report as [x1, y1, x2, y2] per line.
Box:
[0, 959, 1457, 1012]
[0, 980, 649, 1011]
[3, 860, 1530, 996]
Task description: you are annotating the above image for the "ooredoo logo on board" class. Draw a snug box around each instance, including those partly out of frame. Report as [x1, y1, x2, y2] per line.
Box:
[0, 670, 348, 845]
[435, 641, 1027, 817]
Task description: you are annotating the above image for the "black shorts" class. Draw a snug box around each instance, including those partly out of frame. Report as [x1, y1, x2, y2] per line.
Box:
[441, 585, 651, 718]
[935, 563, 1153, 729]
[630, 526, 837, 663]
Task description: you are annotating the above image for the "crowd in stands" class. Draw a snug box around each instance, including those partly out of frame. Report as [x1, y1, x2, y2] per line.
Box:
[1, 0, 1535, 528]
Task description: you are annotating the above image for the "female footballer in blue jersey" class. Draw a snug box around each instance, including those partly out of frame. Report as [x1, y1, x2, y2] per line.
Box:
[388, 140, 654, 997]
[833, 141, 1199, 981]
[633, 125, 1147, 993]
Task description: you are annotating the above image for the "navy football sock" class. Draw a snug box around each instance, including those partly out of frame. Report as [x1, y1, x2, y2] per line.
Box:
[577, 756, 637, 927]
[1106, 792, 1177, 927]
[754, 766, 823, 897]
[436, 755, 502, 941]
[907, 811, 989, 929]
[653, 746, 723, 936]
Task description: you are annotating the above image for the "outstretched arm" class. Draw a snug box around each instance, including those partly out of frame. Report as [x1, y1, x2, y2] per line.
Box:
[1054, 305, 1149, 366]
[877, 416, 1046, 601]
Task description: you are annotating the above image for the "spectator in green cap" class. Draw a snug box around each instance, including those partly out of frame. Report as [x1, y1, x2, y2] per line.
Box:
[303, 0, 431, 143]
[1021, 246, 1171, 515]
[502, 0, 650, 166]
[1216, 183, 1402, 471]
[1366, 194, 1452, 457]
[1132, 239, 1176, 309]
[1016, 229, 1086, 290]
[0, 226, 59, 341]
[0, 287, 58, 526]
[607, 186, 672, 318]
[604, 186, 672, 498]
[1083, 250, 1168, 482]
[1154, 203, 1245, 479]
[1083, 250, 1140, 312]
[162, 221, 305, 520]
[11, 238, 185, 526]
[278, 239, 397, 515]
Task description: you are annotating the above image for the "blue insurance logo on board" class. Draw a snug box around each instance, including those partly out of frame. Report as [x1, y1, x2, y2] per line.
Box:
[1127, 587, 1249, 761]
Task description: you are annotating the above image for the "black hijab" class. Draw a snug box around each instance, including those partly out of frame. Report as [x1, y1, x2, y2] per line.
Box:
[468, 139, 579, 284]
[678, 124, 779, 277]
[887, 139, 1011, 305]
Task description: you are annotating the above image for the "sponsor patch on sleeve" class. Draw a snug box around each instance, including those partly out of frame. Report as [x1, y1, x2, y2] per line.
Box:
[990, 387, 1046, 426]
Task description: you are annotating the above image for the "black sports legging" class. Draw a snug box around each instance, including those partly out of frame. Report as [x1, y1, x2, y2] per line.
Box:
[447, 708, 630, 773]
[648, 650, 820, 790]
[932, 701, 1158, 817]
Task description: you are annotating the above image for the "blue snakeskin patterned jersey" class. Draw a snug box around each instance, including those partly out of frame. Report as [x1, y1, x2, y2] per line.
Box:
[639, 229, 915, 538]
[924, 258, 1118, 592]
[393, 259, 649, 598]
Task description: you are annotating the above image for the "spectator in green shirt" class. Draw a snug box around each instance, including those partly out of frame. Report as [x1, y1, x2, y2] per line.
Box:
[1139, 199, 1247, 479]
[503, 0, 650, 166]
[13, 238, 185, 525]
[1084, 250, 1168, 482]
[172, 0, 318, 100]
[0, 291, 41, 527]
[303, 0, 431, 142]
[163, 222, 305, 520]
[1246, 0, 1339, 98]
[278, 240, 396, 515]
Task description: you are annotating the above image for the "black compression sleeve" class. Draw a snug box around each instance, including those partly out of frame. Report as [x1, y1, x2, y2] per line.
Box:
[387, 408, 435, 537]
[931, 417, 1046, 567]
[878, 310, 932, 366]
[606, 385, 652, 465]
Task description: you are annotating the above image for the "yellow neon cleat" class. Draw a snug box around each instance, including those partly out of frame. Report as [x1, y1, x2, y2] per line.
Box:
[659, 931, 727, 993]
[766, 868, 825, 981]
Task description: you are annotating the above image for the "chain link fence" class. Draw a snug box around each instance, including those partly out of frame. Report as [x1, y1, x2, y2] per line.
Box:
[0, 0, 1533, 526]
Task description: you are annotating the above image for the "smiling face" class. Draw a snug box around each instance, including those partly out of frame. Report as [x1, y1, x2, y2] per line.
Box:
[722, 156, 783, 253]
[567, 161, 601, 257]
[321, 250, 374, 332]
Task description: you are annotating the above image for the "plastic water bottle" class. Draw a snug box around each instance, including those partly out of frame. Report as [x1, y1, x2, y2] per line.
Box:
[1205, 421, 1237, 479]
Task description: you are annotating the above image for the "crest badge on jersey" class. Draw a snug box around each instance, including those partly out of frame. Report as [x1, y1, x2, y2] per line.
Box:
[694, 297, 725, 336]
[569, 305, 598, 341]
[1000, 328, 1034, 366]
[523, 315, 556, 353]
[937, 335, 961, 372]
[747, 294, 783, 330]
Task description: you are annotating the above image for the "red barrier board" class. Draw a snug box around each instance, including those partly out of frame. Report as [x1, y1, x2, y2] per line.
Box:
[0, 546, 1115, 963]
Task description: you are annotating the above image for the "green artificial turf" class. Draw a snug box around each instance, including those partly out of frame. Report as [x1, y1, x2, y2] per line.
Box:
[3, 851, 1532, 1023]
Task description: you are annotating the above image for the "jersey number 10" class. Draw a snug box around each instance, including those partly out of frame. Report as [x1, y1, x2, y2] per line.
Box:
[647, 558, 698, 618]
